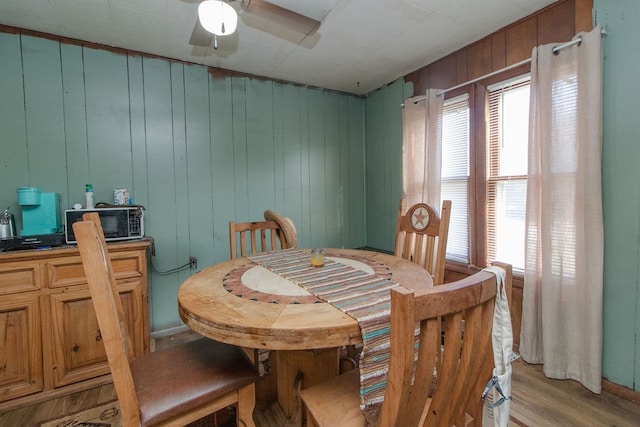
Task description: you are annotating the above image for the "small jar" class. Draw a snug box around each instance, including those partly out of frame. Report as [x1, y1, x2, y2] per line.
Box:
[310, 248, 325, 268]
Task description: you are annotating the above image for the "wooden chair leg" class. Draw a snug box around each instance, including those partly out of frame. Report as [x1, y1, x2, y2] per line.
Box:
[236, 384, 256, 427]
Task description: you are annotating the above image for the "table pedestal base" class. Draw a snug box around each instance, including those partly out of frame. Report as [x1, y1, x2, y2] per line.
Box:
[275, 348, 341, 425]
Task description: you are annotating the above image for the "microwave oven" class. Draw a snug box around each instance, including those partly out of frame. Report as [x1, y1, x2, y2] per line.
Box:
[65, 207, 144, 244]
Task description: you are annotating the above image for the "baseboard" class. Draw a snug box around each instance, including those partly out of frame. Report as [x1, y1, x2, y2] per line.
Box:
[355, 246, 393, 255]
[149, 325, 197, 352]
[150, 324, 191, 339]
[603, 378, 640, 405]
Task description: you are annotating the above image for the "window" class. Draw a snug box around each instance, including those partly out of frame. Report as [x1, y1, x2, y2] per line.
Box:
[439, 76, 530, 272]
[486, 77, 530, 271]
[441, 94, 470, 263]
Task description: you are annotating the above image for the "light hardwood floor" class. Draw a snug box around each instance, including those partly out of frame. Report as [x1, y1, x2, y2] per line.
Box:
[2, 357, 640, 426]
[509, 358, 640, 426]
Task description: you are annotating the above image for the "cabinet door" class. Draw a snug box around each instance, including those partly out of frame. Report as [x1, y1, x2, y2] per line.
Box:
[44, 281, 145, 388]
[0, 292, 43, 401]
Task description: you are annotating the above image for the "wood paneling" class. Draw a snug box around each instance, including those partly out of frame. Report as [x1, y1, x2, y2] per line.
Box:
[505, 16, 538, 64]
[538, 0, 576, 45]
[455, 50, 468, 86]
[467, 38, 493, 82]
[0, 34, 29, 210]
[406, 0, 589, 96]
[491, 31, 507, 71]
[364, 79, 411, 251]
[597, 0, 640, 395]
[404, 68, 429, 97]
[346, 96, 366, 245]
[575, 0, 594, 33]
[21, 37, 68, 204]
[0, 31, 366, 331]
[429, 55, 458, 90]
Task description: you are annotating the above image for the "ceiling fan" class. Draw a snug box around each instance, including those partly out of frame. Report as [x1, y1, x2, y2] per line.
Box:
[189, 0, 322, 49]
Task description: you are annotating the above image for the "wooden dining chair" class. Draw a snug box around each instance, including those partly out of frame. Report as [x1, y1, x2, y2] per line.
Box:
[394, 199, 452, 285]
[264, 209, 298, 249]
[230, 210, 297, 259]
[73, 213, 260, 427]
[341, 199, 452, 374]
[300, 262, 512, 427]
[229, 211, 299, 405]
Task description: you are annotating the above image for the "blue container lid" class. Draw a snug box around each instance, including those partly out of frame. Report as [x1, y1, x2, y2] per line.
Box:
[17, 187, 42, 206]
[17, 186, 41, 193]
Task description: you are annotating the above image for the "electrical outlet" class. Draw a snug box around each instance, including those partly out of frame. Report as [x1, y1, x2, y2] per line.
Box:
[189, 256, 197, 269]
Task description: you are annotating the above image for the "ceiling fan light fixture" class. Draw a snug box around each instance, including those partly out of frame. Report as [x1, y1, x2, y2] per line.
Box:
[198, 0, 238, 36]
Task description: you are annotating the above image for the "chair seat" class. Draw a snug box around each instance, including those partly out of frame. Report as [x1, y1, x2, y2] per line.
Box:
[132, 337, 260, 426]
[299, 369, 364, 427]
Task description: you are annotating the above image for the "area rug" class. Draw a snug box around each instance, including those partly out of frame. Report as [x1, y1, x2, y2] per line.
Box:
[40, 400, 121, 427]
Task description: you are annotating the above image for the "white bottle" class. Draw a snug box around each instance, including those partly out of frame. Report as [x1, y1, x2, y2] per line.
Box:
[85, 184, 94, 209]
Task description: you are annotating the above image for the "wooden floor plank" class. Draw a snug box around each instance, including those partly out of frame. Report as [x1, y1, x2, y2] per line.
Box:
[510, 359, 640, 427]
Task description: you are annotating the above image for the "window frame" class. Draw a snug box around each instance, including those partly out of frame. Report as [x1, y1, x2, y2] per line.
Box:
[441, 65, 531, 277]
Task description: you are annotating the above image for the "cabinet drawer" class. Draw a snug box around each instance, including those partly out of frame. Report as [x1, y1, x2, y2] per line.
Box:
[0, 262, 42, 295]
[48, 251, 145, 289]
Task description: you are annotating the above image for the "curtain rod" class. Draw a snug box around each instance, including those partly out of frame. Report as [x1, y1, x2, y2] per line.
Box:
[401, 29, 607, 107]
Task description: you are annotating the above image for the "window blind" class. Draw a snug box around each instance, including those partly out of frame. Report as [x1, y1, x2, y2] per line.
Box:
[486, 78, 530, 270]
[441, 94, 470, 263]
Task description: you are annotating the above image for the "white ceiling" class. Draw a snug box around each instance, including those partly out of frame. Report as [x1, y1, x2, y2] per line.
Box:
[0, 0, 557, 95]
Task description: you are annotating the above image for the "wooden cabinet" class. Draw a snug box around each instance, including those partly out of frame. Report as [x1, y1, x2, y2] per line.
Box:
[0, 240, 150, 411]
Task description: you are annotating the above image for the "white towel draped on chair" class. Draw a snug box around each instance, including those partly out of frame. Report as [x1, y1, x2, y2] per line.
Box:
[482, 265, 517, 427]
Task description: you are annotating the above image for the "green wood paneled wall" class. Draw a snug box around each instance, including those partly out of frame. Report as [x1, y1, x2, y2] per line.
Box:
[0, 33, 365, 330]
[596, 0, 640, 392]
[363, 79, 413, 253]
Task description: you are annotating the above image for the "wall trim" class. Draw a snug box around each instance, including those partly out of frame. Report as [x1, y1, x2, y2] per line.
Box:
[602, 378, 640, 405]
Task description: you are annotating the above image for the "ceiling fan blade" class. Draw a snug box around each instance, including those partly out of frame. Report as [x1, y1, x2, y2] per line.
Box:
[188, 0, 321, 47]
[239, 0, 321, 39]
[189, 18, 214, 47]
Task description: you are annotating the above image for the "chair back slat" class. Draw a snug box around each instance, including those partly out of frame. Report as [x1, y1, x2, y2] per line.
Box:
[230, 219, 289, 259]
[394, 199, 452, 285]
[378, 262, 512, 427]
[73, 213, 141, 426]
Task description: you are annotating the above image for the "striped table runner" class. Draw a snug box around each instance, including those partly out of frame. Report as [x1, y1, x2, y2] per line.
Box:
[248, 248, 398, 424]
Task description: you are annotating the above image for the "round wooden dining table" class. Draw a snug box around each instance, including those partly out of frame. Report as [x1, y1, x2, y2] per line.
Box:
[177, 248, 433, 423]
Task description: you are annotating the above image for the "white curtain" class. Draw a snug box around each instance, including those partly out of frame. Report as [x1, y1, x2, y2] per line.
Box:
[402, 89, 443, 210]
[520, 25, 604, 394]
